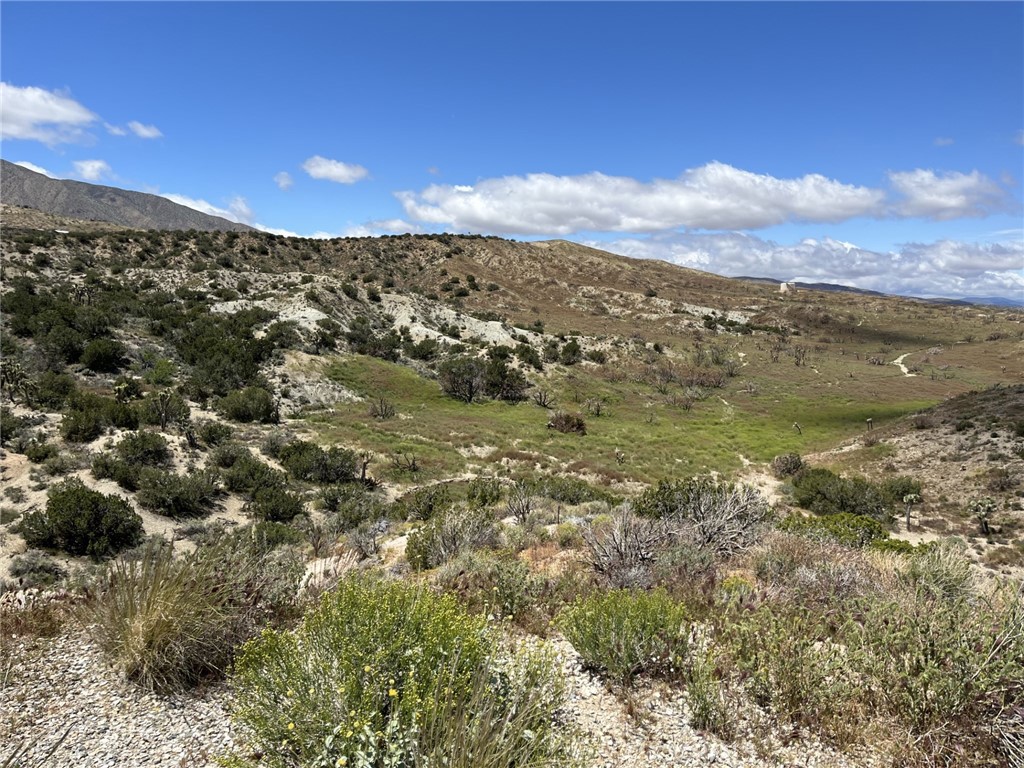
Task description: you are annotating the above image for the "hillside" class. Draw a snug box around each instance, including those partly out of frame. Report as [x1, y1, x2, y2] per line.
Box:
[1, 208, 1022, 768]
[0, 161, 252, 232]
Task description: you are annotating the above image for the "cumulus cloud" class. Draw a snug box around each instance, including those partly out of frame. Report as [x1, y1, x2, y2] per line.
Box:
[342, 218, 423, 237]
[72, 159, 113, 181]
[933, 137, 954, 147]
[13, 160, 55, 178]
[255, 223, 302, 237]
[105, 123, 127, 136]
[0, 82, 97, 144]
[274, 171, 294, 190]
[888, 169, 1011, 220]
[302, 155, 369, 184]
[127, 120, 162, 139]
[160, 193, 253, 224]
[398, 162, 885, 235]
[587, 232, 1024, 300]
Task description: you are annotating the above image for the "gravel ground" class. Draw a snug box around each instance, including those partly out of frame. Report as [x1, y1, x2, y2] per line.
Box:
[2, 624, 886, 768]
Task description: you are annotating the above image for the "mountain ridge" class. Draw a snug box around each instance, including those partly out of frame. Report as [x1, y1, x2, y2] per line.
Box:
[0, 159, 252, 232]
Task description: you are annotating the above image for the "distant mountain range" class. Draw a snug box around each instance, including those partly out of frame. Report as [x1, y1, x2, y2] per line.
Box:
[0, 159, 252, 232]
[736, 276, 1023, 308]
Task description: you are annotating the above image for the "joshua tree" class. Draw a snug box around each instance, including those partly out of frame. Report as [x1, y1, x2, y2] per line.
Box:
[903, 492, 921, 528]
[968, 497, 997, 537]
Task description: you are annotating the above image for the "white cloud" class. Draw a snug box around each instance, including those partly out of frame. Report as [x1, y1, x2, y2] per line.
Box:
[1016, 129, 1024, 147]
[0, 82, 97, 144]
[933, 137, 954, 147]
[398, 162, 886, 235]
[160, 193, 252, 224]
[342, 218, 423, 237]
[888, 169, 1010, 220]
[127, 120, 162, 139]
[13, 160, 55, 178]
[302, 155, 369, 184]
[274, 171, 294, 191]
[587, 232, 1024, 300]
[72, 159, 113, 181]
[105, 123, 127, 136]
[255, 223, 302, 237]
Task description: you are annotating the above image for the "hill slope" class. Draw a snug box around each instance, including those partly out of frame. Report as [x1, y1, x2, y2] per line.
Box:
[0, 160, 252, 232]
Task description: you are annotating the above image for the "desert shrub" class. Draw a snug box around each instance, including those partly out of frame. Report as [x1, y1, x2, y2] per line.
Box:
[319, 484, 385, 531]
[0, 407, 27, 446]
[91, 453, 142, 491]
[406, 507, 496, 571]
[138, 390, 189, 429]
[778, 512, 889, 548]
[81, 338, 126, 373]
[436, 550, 540, 623]
[547, 411, 586, 435]
[438, 355, 485, 403]
[465, 477, 503, 508]
[878, 475, 923, 506]
[901, 540, 975, 603]
[250, 521, 305, 553]
[582, 505, 669, 589]
[393, 484, 453, 521]
[531, 475, 618, 506]
[9, 550, 67, 589]
[483, 357, 529, 403]
[18, 478, 143, 559]
[634, 477, 771, 556]
[225, 575, 582, 768]
[34, 371, 77, 409]
[82, 537, 301, 693]
[197, 420, 233, 447]
[345, 316, 401, 360]
[558, 588, 689, 687]
[791, 468, 891, 522]
[135, 469, 220, 519]
[714, 601, 861, 742]
[25, 440, 59, 464]
[559, 339, 583, 365]
[278, 440, 356, 485]
[222, 451, 288, 495]
[115, 430, 171, 467]
[246, 485, 305, 523]
[848, 581, 1024, 762]
[59, 406, 105, 442]
[770, 452, 804, 478]
[217, 386, 277, 423]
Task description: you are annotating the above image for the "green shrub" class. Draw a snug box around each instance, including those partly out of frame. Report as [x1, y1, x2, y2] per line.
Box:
[9, 550, 67, 589]
[222, 451, 288, 495]
[60, 407, 105, 442]
[778, 512, 889, 548]
[278, 440, 356, 485]
[82, 537, 301, 693]
[878, 475, 923, 506]
[246, 485, 305, 523]
[225, 575, 582, 768]
[81, 338, 126, 373]
[393, 484, 453, 521]
[465, 477, 503, 509]
[436, 550, 539, 622]
[531, 475, 617, 506]
[25, 440, 59, 464]
[792, 468, 891, 522]
[135, 469, 220, 519]
[319, 485, 383, 531]
[438, 355, 485, 403]
[558, 588, 689, 686]
[406, 507, 496, 571]
[250, 521, 305, 552]
[91, 453, 142, 491]
[34, 372, 77, 409]
[18, 478, 143, 559]
[217, 386, 277, 423]
[115, 430, 171, 466]
[197, 420, 233, 447]
[136, 391, 189, 429]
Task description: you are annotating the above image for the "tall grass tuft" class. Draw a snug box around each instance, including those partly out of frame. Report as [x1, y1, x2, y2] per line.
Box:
[81, 537, 299, 692]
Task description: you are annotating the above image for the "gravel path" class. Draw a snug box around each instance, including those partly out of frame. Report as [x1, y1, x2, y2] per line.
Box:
[2, 626, 885, 768]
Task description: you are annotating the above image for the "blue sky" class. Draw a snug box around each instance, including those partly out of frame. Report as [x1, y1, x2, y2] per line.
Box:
[2, 2, 1022, 299]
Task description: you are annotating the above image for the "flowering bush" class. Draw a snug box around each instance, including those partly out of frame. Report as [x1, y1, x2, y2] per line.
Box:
[224, 575, 584, 768]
